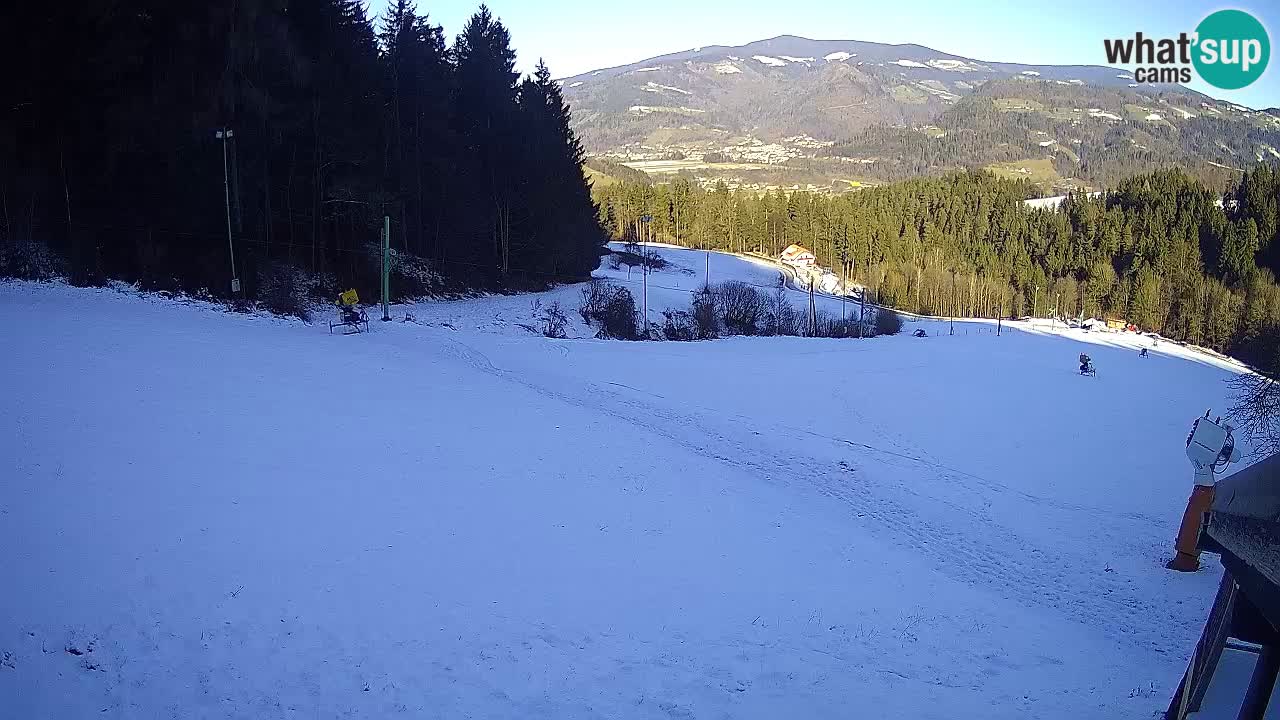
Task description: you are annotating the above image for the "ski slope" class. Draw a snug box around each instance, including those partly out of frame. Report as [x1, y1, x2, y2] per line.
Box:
[0, 245, 1248, 718]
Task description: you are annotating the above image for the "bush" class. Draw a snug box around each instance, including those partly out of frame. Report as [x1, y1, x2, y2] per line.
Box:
[579, 279, 639, 340]
[579, 278, 612, 323]
[813, 310, 859, 338]
[611, 249, 668, 271]
[872, 308, 903, 336]
[692, 288, 719, 339]
[532, 299, 568, 338]
[661, 309, 697, 341]
[762, 288, 800, 336]
[390, 251, 439, 300]
[257, 261, 312, 321]
[0, 240, 65, 281]
[713, 280, 766, 335]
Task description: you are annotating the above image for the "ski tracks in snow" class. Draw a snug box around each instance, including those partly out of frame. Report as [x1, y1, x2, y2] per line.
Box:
[429, 332, 1200, 661]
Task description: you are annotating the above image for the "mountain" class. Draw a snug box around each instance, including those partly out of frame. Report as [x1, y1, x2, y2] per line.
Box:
[563, 35, 1280, 193]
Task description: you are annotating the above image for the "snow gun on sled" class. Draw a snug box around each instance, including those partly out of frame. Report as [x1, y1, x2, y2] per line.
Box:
[330, 289, 369, 334]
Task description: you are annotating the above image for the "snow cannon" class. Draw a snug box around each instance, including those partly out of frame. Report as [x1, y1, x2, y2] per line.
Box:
[1168, 412, 1240, 572]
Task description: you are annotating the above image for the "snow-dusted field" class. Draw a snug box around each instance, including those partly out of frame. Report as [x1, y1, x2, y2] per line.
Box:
[0, 245, 1244, 718]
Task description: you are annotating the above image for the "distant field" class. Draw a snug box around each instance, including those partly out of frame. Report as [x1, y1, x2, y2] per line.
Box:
[582, 165, 619, 187]
[983, 157, 1061, 185]
[621, 159, 774, 174]
[994, 97, 1046, 112]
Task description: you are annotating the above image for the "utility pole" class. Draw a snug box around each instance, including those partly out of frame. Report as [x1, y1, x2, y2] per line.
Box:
[1033, 284, 1040, 320]
[808, 276, 817, 336]
[858, 278, 866, 338]
[950, 272, 956, 336]
[641, 214, 652, 336]
[216, 128, 240, 296]
[381, 216, 391, 321]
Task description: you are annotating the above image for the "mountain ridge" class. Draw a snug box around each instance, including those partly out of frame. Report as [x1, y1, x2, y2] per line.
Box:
[562, 35, 1278, 193]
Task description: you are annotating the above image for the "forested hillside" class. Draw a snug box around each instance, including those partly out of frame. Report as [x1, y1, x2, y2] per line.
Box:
[593, 168, 1280, 372]
[0, 1, 605, 303]
[828, 80, 1280, 188]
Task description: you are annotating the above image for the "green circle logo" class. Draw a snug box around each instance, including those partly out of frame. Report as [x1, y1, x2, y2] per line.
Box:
[1193, 10, 1270, 90]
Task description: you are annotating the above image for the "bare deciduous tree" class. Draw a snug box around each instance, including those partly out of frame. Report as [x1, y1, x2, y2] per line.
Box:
[1228, 374, 1280, 460]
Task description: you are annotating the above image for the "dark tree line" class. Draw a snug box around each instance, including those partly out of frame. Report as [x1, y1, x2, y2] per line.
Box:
[593, 168, 1280, 374]
[0, 1, 606, 303]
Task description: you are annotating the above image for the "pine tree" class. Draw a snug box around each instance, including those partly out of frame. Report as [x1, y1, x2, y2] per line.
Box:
[452, 5, 519, 277]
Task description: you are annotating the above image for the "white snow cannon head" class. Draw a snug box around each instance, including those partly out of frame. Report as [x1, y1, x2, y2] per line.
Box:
[1185, 412, 1240, 486]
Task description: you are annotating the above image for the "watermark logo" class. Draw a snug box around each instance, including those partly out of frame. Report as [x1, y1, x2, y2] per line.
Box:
[1103, 9, 1269, 89]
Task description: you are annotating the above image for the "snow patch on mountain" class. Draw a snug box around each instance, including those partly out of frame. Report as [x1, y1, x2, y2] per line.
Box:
[890, 59, 928, 68]
[752, 55, 787, 67]
[928, 59, 980, 72]
[643, 82, 692, 96]
[712, 61, 741, 74]
[823, 51, 855, 61]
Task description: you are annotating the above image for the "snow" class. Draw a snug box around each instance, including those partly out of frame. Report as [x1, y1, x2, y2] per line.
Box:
[627, 105, 704, 115]
[779, 55, 813, 63]
[1088, 108, 1123, 121]
[1038, 140, 1056, 147]
[751, 55, 786, 67]
[712, 61, 741, 74]
[928, 59, 979, 72]
[1021, 70, 1041, 76]
[891, 59, 928, 68]
[642, 82, 692, 96]
[635, 66, 662, 73]
[568, 81, 584, 88]
[823, 51, 855, 61]
[1117, 73, 1134, 80]
[1146, 113, 1164, 121]
[1, 244, 1245, 718]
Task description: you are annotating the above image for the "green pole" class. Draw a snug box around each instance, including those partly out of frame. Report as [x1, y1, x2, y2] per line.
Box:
[381, 215, 391, 321]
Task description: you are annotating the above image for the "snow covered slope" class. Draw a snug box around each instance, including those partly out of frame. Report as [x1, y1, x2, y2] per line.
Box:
[0, 247, 1244, 718]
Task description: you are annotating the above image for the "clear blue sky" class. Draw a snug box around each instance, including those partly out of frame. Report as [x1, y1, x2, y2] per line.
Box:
[366, 0, 1279, 108]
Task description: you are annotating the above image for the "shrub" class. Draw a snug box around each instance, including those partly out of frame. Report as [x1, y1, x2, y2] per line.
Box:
[661, 309, 697, 341]
[257, 261, 312, 321]
[692, 288, 719, 339]
[390, 251, 438, 300]
[813, 310, 858, 338]
[599, 286, 639, 339]
[713, 280, 766, 335]
[873, 308, 903, 336]
[532, 299, 568, 338]
[0, 240, 64, 280]
[579, 279, 639, 340]
[762, 288, 800, 336]
[579, 278, 612, 323]
[611, 249, 668, 271]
